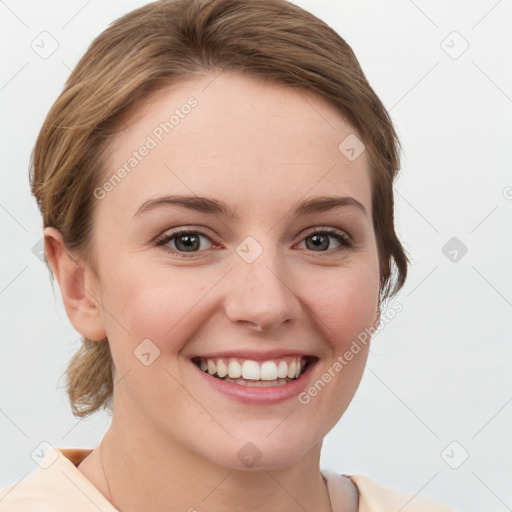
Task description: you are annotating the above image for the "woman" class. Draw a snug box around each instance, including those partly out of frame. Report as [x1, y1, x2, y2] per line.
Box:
[0, 0, 457, 510]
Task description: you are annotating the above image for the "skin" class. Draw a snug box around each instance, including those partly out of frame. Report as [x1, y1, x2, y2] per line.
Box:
[45, 71, 381, 512]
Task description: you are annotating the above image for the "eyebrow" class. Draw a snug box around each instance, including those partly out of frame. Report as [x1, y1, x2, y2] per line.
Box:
[133, 194, 368, 219]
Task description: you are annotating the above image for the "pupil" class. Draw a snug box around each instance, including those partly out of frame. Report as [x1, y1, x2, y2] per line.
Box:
[176, 234, 200, 252]
[306, 234, 328, 251]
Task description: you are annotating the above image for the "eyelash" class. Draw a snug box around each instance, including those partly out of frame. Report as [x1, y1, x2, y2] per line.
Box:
[155, 227, 354, 258]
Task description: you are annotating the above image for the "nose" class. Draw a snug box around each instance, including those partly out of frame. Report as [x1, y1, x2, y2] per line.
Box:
[223, 248, 300, 332]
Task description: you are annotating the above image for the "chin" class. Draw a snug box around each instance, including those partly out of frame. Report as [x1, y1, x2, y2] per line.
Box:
[199, 424, 324, 472]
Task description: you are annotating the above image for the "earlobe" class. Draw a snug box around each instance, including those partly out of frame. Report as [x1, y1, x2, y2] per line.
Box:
[43, 227, 107, 341]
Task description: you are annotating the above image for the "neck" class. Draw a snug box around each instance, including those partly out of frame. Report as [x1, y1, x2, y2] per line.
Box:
[98, 417, 333, 512]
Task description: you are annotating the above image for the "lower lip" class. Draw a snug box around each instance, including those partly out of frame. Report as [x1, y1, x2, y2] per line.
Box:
[194, 361, 316, 404]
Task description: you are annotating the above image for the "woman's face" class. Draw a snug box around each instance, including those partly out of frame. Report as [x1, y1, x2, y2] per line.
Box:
[87, 72, 380, 469]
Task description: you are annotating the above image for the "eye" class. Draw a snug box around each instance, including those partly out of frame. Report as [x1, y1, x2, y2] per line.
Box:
[297, 228, 353, 252]
[155, 226, 353, 257]
[155, 228, 214, 256]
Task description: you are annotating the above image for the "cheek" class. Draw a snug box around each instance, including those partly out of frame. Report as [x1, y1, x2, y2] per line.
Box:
[303, 265, 379, 350]
[113, 264, 176, 320]
[298, 268, 377, 425]
[103, 268, 216, 355]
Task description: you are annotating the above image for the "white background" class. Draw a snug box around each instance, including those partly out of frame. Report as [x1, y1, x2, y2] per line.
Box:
[1, 1, 511, 511]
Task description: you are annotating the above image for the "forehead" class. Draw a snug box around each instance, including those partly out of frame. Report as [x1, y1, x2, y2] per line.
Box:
[98, 72, 372, 221]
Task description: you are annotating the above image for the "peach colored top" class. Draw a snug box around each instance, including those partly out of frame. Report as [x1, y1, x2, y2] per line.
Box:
[0, 447, 457, 511]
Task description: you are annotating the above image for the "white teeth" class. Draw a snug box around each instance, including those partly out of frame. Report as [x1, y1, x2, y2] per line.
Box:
[228, 360, 242, 379]
[287, 361, 296, 379]
[260, 361, 278, 381]
[217, 359, 228, 378]
[277, 361, 288, 379]
[207, 359, 216, 375]
[242, 360, 260, 380]
[196, 356, 308, 382]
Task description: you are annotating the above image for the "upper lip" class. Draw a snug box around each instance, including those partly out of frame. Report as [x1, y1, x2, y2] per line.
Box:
[190, 349, 318, 361]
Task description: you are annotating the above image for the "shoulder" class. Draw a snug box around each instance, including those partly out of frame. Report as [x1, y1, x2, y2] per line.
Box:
[0, 447, 117, 512]
[323, 471, 458, 512]
[350, 474, 458, 512]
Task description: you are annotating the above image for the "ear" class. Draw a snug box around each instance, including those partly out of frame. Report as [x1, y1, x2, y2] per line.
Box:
[44, 227, 107, 341]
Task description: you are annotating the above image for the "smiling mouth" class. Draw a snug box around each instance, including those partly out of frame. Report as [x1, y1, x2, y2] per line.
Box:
[191, 356, 315, 387]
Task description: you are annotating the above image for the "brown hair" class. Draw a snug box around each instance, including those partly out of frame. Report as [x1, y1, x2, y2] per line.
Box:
[30, 0, 409, 417]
